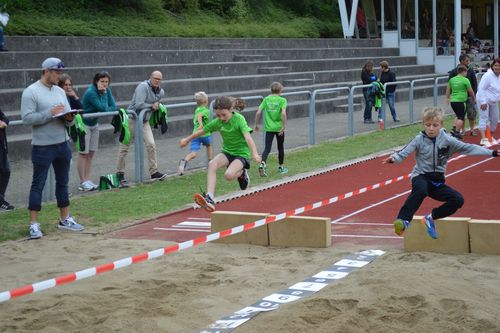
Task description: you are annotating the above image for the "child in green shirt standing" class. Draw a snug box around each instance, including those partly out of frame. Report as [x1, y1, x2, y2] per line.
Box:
[178, 91, 213, 175]
[254, 82, 288, 176]
[179, 96, 261, 212]
[446, 64, 476, 139]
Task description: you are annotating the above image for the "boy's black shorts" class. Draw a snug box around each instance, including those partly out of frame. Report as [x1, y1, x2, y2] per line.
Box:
[223, 152, 250, 169]
[450, 101, 466, 121]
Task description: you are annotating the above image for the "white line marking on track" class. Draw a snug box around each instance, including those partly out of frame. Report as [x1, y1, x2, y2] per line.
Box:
[332, 234, 402, 239]
[177, 221, 211, 227]
[154, 227, 211, 233]
[187, 217, 211, 220]
[331, 157, 494, 224]
[484, 170, 500, 173]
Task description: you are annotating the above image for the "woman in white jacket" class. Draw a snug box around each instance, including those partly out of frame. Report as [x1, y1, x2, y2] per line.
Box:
[476, 58, 500, 145]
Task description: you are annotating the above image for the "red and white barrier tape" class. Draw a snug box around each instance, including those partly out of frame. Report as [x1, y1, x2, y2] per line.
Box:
[0, 150, 487, 303]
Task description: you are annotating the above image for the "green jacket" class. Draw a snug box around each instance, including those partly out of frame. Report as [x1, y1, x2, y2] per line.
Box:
[149, 104, 168, 134]
[111, 108, 131, 145]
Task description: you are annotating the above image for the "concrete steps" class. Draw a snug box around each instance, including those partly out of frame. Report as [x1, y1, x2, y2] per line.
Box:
[3, 36, 440, 160]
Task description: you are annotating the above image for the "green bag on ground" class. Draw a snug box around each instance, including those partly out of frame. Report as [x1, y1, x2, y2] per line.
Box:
[99, 173, 120, 190]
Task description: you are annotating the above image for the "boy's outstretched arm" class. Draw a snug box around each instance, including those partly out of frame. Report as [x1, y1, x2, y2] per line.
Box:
[244, 132, 262, 163]
[179, 128, 205, 148]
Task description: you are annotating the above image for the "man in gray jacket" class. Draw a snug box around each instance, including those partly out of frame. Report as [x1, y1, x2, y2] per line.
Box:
[21, 57, 85, 239]
[116, 71, 166, 184]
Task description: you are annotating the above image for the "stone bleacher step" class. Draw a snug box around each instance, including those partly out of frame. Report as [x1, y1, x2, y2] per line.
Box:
[257, 66, 290, 74]
[233, 54, 269, 61]
[333, 103, 363, 113]
[283, 78, 314, 86]
[209, 42, 243, 49]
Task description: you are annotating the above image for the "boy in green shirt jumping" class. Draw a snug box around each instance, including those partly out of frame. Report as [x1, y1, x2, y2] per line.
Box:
[254, 82, 288, 176]
[178, 91, 213, 175]
[446, 64, 476, 139]
[179, 96, 261, 212]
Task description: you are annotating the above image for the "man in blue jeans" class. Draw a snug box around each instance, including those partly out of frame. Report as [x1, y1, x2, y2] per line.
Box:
[21, 57, 85, 239]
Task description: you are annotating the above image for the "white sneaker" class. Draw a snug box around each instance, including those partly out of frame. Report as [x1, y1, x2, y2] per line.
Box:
[58, 216, 85, 232]
[87, 180, 98, 190]
[29, 222, 43, 239]
[78, 180, 96, 191]
[480, 138, 489, 146]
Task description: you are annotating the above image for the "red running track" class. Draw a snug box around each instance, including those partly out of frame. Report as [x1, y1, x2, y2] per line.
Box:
[111, 136, 499, 250]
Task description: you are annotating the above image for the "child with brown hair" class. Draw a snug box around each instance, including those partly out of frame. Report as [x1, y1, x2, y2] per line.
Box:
[254, 81, 288, 176]
[180, 96, 261, 212]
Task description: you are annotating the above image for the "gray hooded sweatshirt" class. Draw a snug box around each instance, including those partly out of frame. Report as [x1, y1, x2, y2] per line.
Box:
[390, 128, 496, 179]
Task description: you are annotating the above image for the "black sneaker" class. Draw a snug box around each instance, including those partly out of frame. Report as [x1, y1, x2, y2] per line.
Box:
[151, 171, 167, 181]
[0, 200, 14, 211]
[450, 129, 463, 140]
[116, 172, 129, 188]
[194, 192, 216, 212]
[237, 169, 250, 190]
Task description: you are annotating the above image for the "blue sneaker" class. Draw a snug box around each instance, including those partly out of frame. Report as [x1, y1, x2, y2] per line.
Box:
[393, 219, 410, 236]
[422, 214, 438, 239]
[58, 216, 85, 232]
[29, 222, 43, 239]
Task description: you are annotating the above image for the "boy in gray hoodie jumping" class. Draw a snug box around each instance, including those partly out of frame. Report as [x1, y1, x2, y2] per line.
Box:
[383, 107, 499, 239]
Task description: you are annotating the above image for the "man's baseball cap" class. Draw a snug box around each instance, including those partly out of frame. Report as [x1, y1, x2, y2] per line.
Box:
[41, 57, 65, 70]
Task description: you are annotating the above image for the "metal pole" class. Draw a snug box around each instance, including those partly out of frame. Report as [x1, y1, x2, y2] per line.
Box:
[348, 86, 355, 136]
[309, 91, 317, 145]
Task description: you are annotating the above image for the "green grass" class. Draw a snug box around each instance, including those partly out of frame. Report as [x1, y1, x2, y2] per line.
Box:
[2, 0, 342, 38]
[0, 118, 455, 243]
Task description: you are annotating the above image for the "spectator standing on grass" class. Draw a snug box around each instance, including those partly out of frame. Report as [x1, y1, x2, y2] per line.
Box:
[361, 61, 376, 124]
[446, 65, 476, 140]
[378, 61, 400, 122]
[116, 70, 167, 186]
[178, 91, 213, 176]
[0, 107, 13, 211]
[448, 54, 478, 136]
[254, 81, 288, 176]
[80, 71, 116, 191]
[475, 57, 500, 145]
[21, 57, 85, 239]
[384, 107, 498, 240]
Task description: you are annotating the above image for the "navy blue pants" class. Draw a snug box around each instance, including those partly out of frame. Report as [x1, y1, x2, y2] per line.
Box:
[29, 142, 72, 211]
[397, 174, 464, 222]
[261, 131, 285, 165]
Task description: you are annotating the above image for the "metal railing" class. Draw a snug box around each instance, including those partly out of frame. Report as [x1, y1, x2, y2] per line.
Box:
[7, 75, 464, 204]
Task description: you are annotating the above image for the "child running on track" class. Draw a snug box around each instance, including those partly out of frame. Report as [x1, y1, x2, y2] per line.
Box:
[446, 64, 476, 139]
[383, 107, 499, 239]
[179, 96, 261, 212]
[254, 81, 288, 176]
[178, 91, 213, 175]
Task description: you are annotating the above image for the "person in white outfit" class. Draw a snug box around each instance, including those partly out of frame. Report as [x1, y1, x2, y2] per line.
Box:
[476, 57, 500, 145]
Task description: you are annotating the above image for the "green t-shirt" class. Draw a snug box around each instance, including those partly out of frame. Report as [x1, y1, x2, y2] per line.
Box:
[448, 75, 471, 102]
[192, 105, 211, 137]
[203, 112, 252, 159]
[258, 95, 287, 132]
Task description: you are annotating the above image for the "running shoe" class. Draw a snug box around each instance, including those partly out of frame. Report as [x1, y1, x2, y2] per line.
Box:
[258, 161, 267, 177]
[393, 219, 410, 236]
[78, 180, 95, 192]
[0, 200, 14, 211]
[237, 169, 250, 190]
[278, 166, 288, 174]
[58, 216, 85, 232]
[194, 192, 216, 212]
[422, 214, 438, 239]
[178, 159, 188, 176]
[29, 222, 43, 239]
[480, 138, 489, 146]
[151, 171, 167, 181]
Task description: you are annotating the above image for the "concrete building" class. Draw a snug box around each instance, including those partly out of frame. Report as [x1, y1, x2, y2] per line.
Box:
[339, 0, 499, 73]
